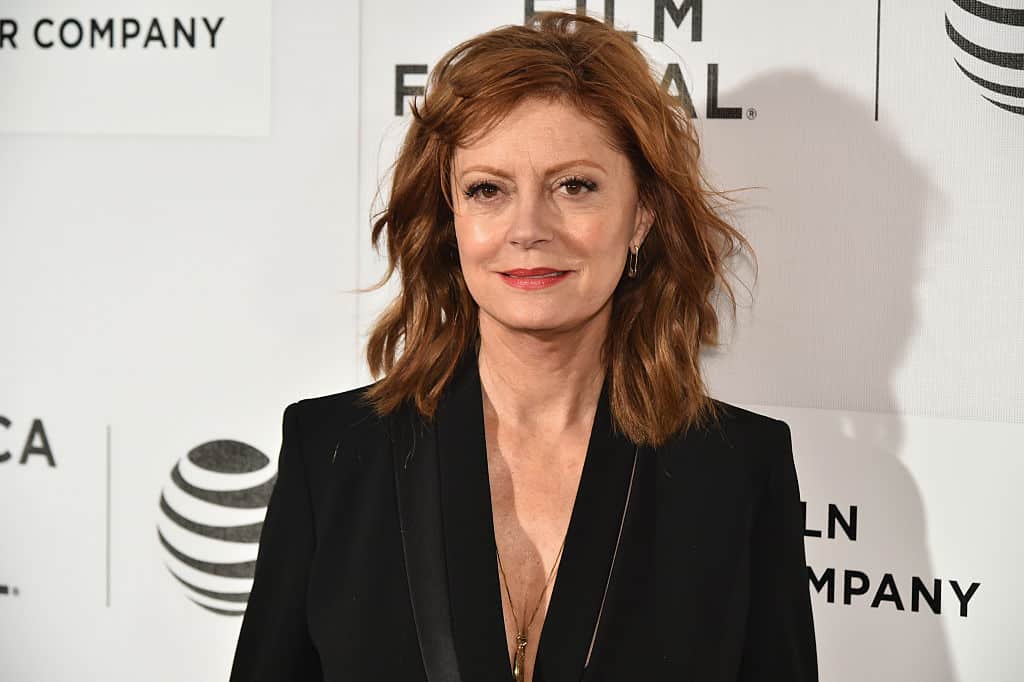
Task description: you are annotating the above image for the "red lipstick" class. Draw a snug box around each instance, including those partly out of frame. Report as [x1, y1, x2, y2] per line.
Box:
[498, 267, 571, 290]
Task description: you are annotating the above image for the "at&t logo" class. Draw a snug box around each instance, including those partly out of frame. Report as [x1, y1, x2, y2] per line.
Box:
[945, 0, 1024, 116]
[156, 440, 276, 616]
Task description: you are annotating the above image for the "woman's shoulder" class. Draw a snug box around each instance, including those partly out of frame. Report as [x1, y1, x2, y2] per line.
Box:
[290, 380, 381, 422]
[660, 397, 794, 482]
[284, 380, 392, 455]
[272, 382, 407, 503]
[706, 397, 791, 436]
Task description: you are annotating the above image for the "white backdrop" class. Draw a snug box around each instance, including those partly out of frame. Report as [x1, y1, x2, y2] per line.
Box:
[2, 1, 1022, 680]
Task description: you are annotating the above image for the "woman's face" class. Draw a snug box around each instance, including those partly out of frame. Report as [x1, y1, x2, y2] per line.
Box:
[450, 97, 652, 337]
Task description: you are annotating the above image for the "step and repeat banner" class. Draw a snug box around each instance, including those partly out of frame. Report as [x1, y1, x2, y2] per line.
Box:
[2, 1, 1022, 680]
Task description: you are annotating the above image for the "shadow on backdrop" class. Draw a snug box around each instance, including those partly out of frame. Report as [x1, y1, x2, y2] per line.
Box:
[702, 68, 955, 681]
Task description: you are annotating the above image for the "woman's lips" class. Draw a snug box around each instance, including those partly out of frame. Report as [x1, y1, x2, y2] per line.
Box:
[498, 268, 571, 290]
[502, 267, 566, 276]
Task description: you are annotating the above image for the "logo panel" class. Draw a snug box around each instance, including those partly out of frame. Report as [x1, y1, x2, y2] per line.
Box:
[157, 440, 275, 616]
[945, 0, 1024, 115]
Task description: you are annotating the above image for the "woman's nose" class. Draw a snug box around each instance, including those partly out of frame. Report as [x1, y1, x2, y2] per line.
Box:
[505, 186, 556, 248]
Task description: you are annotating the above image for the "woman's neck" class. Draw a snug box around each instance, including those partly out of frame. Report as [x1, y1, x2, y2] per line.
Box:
[476, 306, 608, 435]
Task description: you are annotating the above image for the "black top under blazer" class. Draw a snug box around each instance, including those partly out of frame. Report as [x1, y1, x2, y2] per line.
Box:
[229, 350, 818, 681]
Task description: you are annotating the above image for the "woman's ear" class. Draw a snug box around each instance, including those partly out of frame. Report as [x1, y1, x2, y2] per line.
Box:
[631, 201, 654, 248]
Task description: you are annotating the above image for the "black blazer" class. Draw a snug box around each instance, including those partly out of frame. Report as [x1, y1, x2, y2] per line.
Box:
[229, 351, 818, 681]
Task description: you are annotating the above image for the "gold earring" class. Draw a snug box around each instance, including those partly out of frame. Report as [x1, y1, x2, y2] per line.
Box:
[627, 244, 640, 278]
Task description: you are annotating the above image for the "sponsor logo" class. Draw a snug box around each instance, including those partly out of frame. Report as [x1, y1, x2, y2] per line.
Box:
[395, 0, 753, 120]
[0, 415, 57, 467]
[945, 0, 1024, 116]
[804, 502, 982, 617]
[156, 440, 275, 616]
[0, 17, 225, 51]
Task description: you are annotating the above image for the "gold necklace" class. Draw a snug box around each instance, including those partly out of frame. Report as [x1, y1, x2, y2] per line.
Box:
[495, 538, 567, 682]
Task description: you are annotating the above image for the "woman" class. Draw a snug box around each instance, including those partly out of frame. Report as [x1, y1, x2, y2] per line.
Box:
[230, 11, 817, 682]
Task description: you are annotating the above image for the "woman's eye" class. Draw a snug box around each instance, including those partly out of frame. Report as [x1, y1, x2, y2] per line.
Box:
[559, 176, 598, 196]
[463, 177, 596, 202]
[464, 182, 501, 201]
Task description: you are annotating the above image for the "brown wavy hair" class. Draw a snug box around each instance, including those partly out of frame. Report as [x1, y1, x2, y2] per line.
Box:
[363, 10, 756, 447]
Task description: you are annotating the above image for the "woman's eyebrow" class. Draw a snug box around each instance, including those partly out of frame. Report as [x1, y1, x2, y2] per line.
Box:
[457, 159, 607, 180]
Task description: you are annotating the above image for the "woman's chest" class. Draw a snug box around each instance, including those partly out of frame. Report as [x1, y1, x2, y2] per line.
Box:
[485, 433, 589, 583]
[303, 442, 761, 682]
[485, 432, 591, 680]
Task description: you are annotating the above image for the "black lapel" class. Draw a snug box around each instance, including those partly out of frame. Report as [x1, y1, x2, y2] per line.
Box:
[390, 400, 464, 682]
[418, 348, 643, 681]
[533, 371, 639, 682]
[435, 352, 514, 681]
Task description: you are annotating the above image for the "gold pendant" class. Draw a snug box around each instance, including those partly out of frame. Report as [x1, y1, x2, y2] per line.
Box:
[512, 633, 528, 682]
